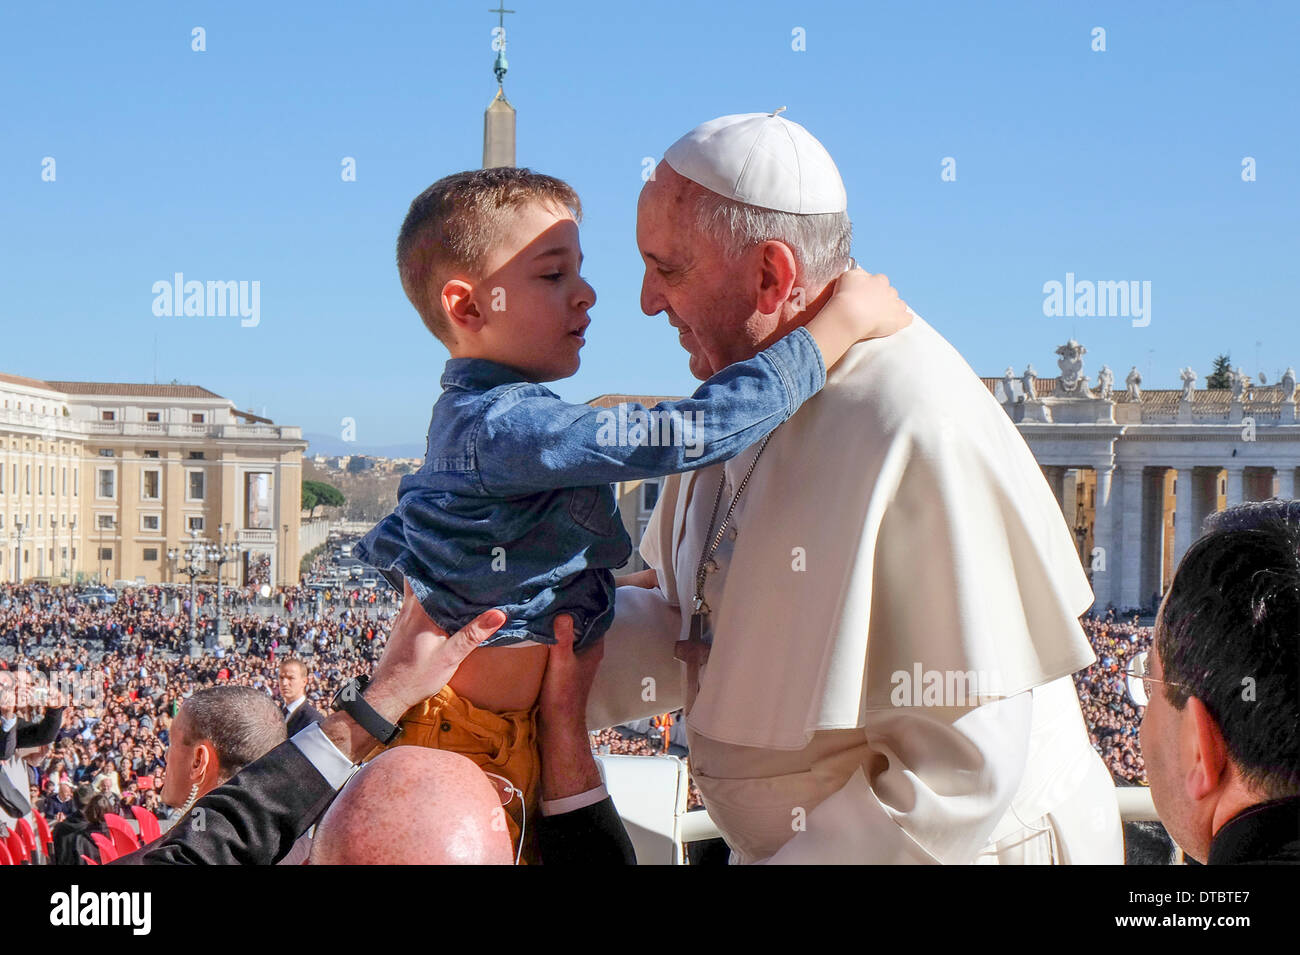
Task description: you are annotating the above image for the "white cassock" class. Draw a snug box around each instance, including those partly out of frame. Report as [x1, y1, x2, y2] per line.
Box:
[588, 315, 1124, 864]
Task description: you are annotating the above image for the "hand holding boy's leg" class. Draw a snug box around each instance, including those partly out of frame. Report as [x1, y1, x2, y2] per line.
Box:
[537, 614, 605, 803]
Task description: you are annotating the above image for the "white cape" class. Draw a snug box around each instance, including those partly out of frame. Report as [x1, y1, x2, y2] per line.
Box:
[643, 316, 1097, 751]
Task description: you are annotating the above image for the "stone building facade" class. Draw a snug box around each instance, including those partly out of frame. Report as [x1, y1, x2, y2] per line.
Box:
[1, 372, 307, 587]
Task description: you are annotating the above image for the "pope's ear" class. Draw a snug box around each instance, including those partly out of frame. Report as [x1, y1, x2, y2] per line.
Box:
[755, 240, 799, 315]
[441, 279, 484, 334]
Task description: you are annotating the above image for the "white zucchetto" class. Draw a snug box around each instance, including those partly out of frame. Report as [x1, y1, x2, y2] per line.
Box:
[663, 109, 848, 215]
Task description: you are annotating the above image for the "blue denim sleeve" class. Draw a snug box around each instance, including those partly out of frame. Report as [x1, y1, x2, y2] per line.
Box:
[476, 325, 826, 496]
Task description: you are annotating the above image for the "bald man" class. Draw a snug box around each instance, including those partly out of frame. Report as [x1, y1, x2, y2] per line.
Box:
[310, 748, 513, 864]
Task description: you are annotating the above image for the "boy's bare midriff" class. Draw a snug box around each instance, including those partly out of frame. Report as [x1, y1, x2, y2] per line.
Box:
[447, 643, 550, 713]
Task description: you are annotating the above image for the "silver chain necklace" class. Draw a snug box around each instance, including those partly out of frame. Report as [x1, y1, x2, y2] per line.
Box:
[688, 433, 773, 642]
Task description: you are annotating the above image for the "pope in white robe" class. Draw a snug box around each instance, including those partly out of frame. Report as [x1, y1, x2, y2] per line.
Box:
[587, 112, 1124, 864]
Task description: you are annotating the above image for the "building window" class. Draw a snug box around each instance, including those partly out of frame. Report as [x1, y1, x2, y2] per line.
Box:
[641, 480, 660, 512]
[61, 466, 66, 494]
[97, 469, 116, 499]
[141, 513, 161, 532]
[188, 451, 206, 460]
[99, 449, 114, 457]
[73, 467, 78, 496]
[187, 516, 205, 532]
[25, 465, 30, 493]
[146, 411, 161, 422]
[98, 547, 112, 560]
[37, 467, 42, 494]
[101, 410, 116, 421]
[142, 469, 161, 500]
[191, 413, 206, 424]
[188, 471, 205, 501]
[96, 514, 114, 531]
[143, 548, 159, 561]
[245, 473, 272, 529]
[143, 450, 159, 458]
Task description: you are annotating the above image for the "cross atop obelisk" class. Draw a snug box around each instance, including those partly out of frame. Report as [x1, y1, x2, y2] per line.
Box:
[483, 3, 517, 167]
[489, 4, 515, 86]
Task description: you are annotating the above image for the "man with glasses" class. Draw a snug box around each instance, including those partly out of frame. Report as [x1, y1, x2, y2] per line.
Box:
[1129, 500, 1300, 865]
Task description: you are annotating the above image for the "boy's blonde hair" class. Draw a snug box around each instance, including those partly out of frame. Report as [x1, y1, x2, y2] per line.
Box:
[397, 167, 583, 343]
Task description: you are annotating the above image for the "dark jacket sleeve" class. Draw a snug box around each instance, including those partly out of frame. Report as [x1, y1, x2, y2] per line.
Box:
[286, 702, 325, 738]
[112, 740, 336, 865]
[0, 721, 14, 763]
[16, 707, 66, 750]
[537, 796, 637, 865]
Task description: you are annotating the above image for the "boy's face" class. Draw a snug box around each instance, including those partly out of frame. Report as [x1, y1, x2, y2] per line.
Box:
[456, 202, 596, 381]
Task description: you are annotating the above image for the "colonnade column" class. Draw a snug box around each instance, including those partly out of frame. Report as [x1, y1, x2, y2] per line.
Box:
[1225, 464, 1245, 507]
[1277, 466, 1296, 501]
[1173, 467, 1195, 569]
[1090, 464, 1116, 609]
[1119, 466, 1143, 610]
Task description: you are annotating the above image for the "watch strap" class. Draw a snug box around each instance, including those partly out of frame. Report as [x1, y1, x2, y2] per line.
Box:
[335, 676, 401, 745]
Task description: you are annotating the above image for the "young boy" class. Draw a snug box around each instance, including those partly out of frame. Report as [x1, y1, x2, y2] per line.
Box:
[354, 166, 909, 858]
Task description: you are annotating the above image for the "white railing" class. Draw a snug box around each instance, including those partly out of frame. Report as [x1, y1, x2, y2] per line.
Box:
[669, 784, 1162, 859]
[237, 528, 276, 546]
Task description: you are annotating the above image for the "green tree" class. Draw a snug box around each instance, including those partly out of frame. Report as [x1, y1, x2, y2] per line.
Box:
[1206, 354, 1232, 389]
[302, 479, 345, 517]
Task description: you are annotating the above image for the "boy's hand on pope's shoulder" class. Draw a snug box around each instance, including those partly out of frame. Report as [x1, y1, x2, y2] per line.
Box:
[830, 267, 911, 342]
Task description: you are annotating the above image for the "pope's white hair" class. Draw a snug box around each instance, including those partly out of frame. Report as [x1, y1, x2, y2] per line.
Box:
[692, 189, 852, 288]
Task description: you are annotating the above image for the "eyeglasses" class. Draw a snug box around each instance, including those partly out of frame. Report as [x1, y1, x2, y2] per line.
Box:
[482, 771, 525, 866]
[1123, 650, 1185, 707]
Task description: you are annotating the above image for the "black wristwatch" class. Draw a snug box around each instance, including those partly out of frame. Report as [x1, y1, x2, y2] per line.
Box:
[332, 675, 402, 745]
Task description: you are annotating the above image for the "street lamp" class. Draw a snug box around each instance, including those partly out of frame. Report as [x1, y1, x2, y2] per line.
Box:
[97, 515, 115, 585]
[168, 530, 206, 650]
[205, 525, 243, 647]
[15, 515, 29, 584]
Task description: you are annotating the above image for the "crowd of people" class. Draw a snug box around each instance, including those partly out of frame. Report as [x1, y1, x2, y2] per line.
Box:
[2, 574, 1156, 852]
[1074, 613, 1152, 785]
[1, 578, 395, 842]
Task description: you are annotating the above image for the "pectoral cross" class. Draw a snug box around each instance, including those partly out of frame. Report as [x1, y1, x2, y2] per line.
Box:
[675, 597, 712, 711]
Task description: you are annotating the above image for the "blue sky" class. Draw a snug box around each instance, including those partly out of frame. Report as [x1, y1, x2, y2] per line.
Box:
[2, 1, 1296, 452]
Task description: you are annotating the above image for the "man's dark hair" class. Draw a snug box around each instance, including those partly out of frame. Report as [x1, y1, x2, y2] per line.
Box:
[179, 686, 288, 785]
[84, 792, 116, 827]
[1158, 499, 1300, 798]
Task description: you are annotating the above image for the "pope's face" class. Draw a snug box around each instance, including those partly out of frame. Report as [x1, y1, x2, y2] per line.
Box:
[637, 164, 766, 381]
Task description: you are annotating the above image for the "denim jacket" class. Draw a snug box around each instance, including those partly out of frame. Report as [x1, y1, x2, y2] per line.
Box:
[354, 325, 826, 648]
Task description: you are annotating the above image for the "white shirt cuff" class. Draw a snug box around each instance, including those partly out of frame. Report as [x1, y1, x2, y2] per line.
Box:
[541, 785, 608, 816]
[0, 717, 15, 732]
[290, 722, 354, 790]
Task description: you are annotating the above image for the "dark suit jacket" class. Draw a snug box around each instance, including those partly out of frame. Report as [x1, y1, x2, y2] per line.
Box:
[285, 700, 324, 737]
[112, 737, 636, 865]
[0, 706, 65, 761]
[1208, 795, 1300, 864]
